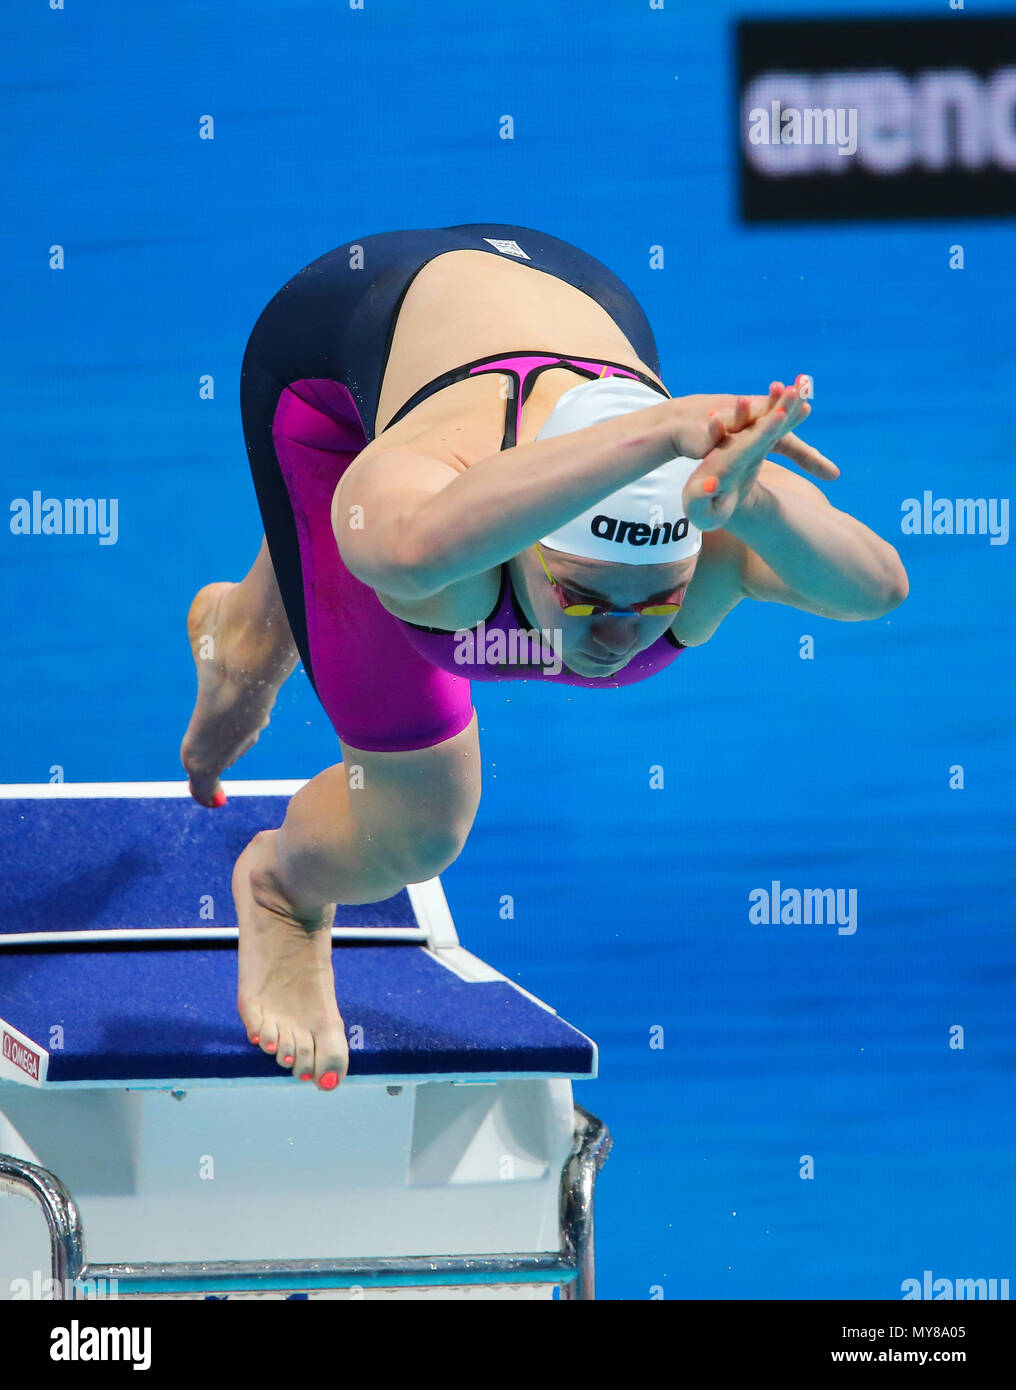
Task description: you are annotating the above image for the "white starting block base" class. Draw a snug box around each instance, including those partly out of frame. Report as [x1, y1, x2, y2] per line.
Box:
[1, 1078, 575, 1300]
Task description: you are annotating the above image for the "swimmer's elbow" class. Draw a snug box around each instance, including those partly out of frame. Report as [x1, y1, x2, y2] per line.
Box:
[377, 560, 449, 602]
[342, 547, 444, 602]
[881, 553, 909, 612]
[844, 548, 909, 619]
[846, 566, 908, 620]
[886, 575, 909, 611]
[331, 461, 459, 601]
[336, 523, 449, 602]
[329, 486, 424, 598]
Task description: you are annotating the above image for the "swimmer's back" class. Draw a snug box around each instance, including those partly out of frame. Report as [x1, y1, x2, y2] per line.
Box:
[374, 247, 664, 441]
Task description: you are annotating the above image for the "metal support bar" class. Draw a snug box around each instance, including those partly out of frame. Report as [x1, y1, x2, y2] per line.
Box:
[1, 1104, 611, 1299]
[558, 1103, 613, 1301]
[0, 1155, 84, 1294]
[79, 1254, 575, 1295]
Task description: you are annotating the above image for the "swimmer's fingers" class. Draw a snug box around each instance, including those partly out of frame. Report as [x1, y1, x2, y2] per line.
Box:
[675, 384, 806, 458]
[710, 389, 808, 435]
[705, 409, 728, 448]
[705, 394, 773, 433]
[732, 395, 752, 432]
[683, 387, 807, 529]
[760, 379, 833, 476]
[685, 379, 813, 436]
[770, 431, 841, 480]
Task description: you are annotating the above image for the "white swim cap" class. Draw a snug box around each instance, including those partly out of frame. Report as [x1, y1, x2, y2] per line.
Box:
[535, 376, 702, 564]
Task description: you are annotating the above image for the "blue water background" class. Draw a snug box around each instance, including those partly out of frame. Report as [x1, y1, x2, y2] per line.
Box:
[2, 0, 1014, 1298]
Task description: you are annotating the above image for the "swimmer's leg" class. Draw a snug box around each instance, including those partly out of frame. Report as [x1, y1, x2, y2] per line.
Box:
[181, 537, 299, 807]
[234, 716, 481, 1090]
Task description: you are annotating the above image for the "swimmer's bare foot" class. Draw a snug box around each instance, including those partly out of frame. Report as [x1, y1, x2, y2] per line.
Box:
[234, 830, 349, 1091]
[181, 582, 297, 807]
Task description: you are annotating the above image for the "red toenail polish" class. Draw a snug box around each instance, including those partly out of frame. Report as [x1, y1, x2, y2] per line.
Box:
[265, 1043, 277, 1053]
[703, 477, 718, 494]
[300, 1073, 312, 1081]
[212, 789, 227, 807]
[320, 1072, 339, 1090]
[283, 1055, 294, 1065]
[250, 1035, 259, 1045]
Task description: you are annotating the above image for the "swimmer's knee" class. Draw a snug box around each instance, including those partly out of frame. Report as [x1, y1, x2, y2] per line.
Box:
[376, 816, 473, 885]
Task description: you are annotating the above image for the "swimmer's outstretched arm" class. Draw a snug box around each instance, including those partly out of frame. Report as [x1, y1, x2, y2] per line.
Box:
[725, 467, 909, 621]
[337, 384, 818, 599]
[677, 382, 907, 620]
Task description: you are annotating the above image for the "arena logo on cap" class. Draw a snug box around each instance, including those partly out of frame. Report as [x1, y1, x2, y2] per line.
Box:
[591, 514, 691, 547]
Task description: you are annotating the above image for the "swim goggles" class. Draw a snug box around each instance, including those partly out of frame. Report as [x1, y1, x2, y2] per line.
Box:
[534, 543, 685, 617]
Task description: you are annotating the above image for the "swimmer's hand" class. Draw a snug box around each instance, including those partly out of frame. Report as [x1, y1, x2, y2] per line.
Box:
[681, 380, 837, 532]
[678, 381, 838, 480]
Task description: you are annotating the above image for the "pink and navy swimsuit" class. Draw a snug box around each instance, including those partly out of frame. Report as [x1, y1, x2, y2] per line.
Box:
[240, 224, 686, 753]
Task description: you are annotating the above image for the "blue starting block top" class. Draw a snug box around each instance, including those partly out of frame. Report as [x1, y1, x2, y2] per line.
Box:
[0, 783, 596, 1088]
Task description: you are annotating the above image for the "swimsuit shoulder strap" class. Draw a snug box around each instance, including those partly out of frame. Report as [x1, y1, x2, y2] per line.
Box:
[384, 350, 668, 450]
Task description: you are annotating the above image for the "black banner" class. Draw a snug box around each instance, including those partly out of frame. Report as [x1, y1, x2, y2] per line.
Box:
[737, 15, 1016, 222]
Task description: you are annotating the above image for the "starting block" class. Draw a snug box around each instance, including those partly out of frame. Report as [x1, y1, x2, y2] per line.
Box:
[0, 782, 610, 1300]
